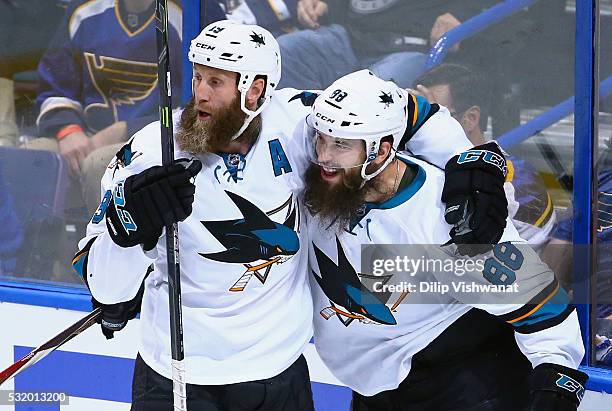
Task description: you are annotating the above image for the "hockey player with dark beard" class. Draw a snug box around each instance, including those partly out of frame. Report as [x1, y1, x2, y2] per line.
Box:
[303, 71, 588, 411]
[73, 20, 510, 409]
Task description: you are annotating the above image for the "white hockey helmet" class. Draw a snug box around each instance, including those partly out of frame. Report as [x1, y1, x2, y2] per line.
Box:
[188, 20, 281, 139]
[306, 70, 409, 182]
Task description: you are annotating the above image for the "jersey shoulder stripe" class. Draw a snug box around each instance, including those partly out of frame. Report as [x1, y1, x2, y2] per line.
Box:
[399, 94, 439, 149]
[69, 0, 115, 39]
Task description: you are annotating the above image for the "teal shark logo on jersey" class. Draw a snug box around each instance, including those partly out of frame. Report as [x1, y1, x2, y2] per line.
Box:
[312, 238, 407, 327]
[200, 191, 299, 292]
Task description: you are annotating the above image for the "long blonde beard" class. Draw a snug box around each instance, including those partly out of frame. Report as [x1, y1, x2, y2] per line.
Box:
[176, 96, 258, 155]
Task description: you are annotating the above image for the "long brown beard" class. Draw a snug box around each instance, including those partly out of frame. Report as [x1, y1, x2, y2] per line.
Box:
[176, 96, 261, 154]
[304, 164, 369, 232]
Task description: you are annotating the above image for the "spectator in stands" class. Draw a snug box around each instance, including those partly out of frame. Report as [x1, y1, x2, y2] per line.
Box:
[25, 0, 225, 215]
[223, 0, 299, 37]
[0, 0, 68, 147]
[0, 74, 17, 147]
[26, 0, 183, 213]
[409, 63, 556, 250]
[276, 0, 497, 90]
[540, 139, 612, 366]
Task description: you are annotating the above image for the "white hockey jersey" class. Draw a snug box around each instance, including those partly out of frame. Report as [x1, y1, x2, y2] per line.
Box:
[73, 88, 474, 385]
[307, 155, 584, 396]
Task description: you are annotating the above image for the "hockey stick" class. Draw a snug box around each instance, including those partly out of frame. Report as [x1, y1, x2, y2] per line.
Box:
[0, 308, 102, 387]
[534, 138, 573, 192]
[154, 1, 187, 410]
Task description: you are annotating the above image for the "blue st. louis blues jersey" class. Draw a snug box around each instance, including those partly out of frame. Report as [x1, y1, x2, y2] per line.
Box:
[308, 155, 584, 396]
[504, 155, 556, 250]
[36, 0, 184, 137]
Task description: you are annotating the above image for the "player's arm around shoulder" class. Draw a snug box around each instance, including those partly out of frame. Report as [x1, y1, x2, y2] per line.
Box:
[403, 98, 510, 255]
[403, 96, 472, 168]
[270, 88, 322, 191]
[275, 87, 321, 125]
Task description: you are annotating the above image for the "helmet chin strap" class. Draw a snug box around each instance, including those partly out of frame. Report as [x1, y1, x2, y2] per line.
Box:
[230, 80, 269, 141]
[191, 68, 269, 142]
[358, 149, 396, 189]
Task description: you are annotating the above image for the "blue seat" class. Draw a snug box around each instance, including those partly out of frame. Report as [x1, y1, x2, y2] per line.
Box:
[0, 147, 71, 280]
[0, 147, 67, 222]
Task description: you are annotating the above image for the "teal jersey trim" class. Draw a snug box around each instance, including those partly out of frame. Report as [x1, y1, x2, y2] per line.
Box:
[348, 157, 426, 231]
[511, 286, 570, 328]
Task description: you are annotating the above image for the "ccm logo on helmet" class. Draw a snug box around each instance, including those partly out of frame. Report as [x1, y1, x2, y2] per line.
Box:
[315, 112, 336, 123]
[195, 42, 215, 50]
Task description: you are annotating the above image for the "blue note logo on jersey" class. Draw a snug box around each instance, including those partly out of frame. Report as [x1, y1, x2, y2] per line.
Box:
[312, 238, 406, 327]
[200, 191, 299, 292]
[351, 0, 400, 14]
[83, 53, 158, 132]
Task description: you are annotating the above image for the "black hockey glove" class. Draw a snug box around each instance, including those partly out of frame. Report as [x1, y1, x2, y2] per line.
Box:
[525, 363, 588, 411]
[92, 278, 146, 340]
[442, 142, 508, 256]
[105, 158, 202, 251]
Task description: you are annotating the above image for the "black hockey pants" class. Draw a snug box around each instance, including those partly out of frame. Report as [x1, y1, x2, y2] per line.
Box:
[352, 309, 533, 411]
[130, 353, 314, 411]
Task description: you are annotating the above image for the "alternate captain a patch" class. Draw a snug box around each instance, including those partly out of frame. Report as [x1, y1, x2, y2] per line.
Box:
[268, 139, 292, 176]
[200, 191, 299, 292]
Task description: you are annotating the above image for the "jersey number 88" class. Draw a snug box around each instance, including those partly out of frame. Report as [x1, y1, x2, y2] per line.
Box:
[482, 243, 524, 286]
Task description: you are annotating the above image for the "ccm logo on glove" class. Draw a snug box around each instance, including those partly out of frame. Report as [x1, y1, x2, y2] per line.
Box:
[456, 148, 508, 177]
[102, 158, 202, 250]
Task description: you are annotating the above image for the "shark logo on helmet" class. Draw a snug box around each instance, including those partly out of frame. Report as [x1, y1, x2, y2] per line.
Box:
[379, 91, 394, 108]
[250, 32, 265, 47]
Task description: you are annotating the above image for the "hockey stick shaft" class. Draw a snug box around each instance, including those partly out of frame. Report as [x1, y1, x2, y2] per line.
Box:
[0, 308, 102, 387]
[155, 1, 187, 410]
